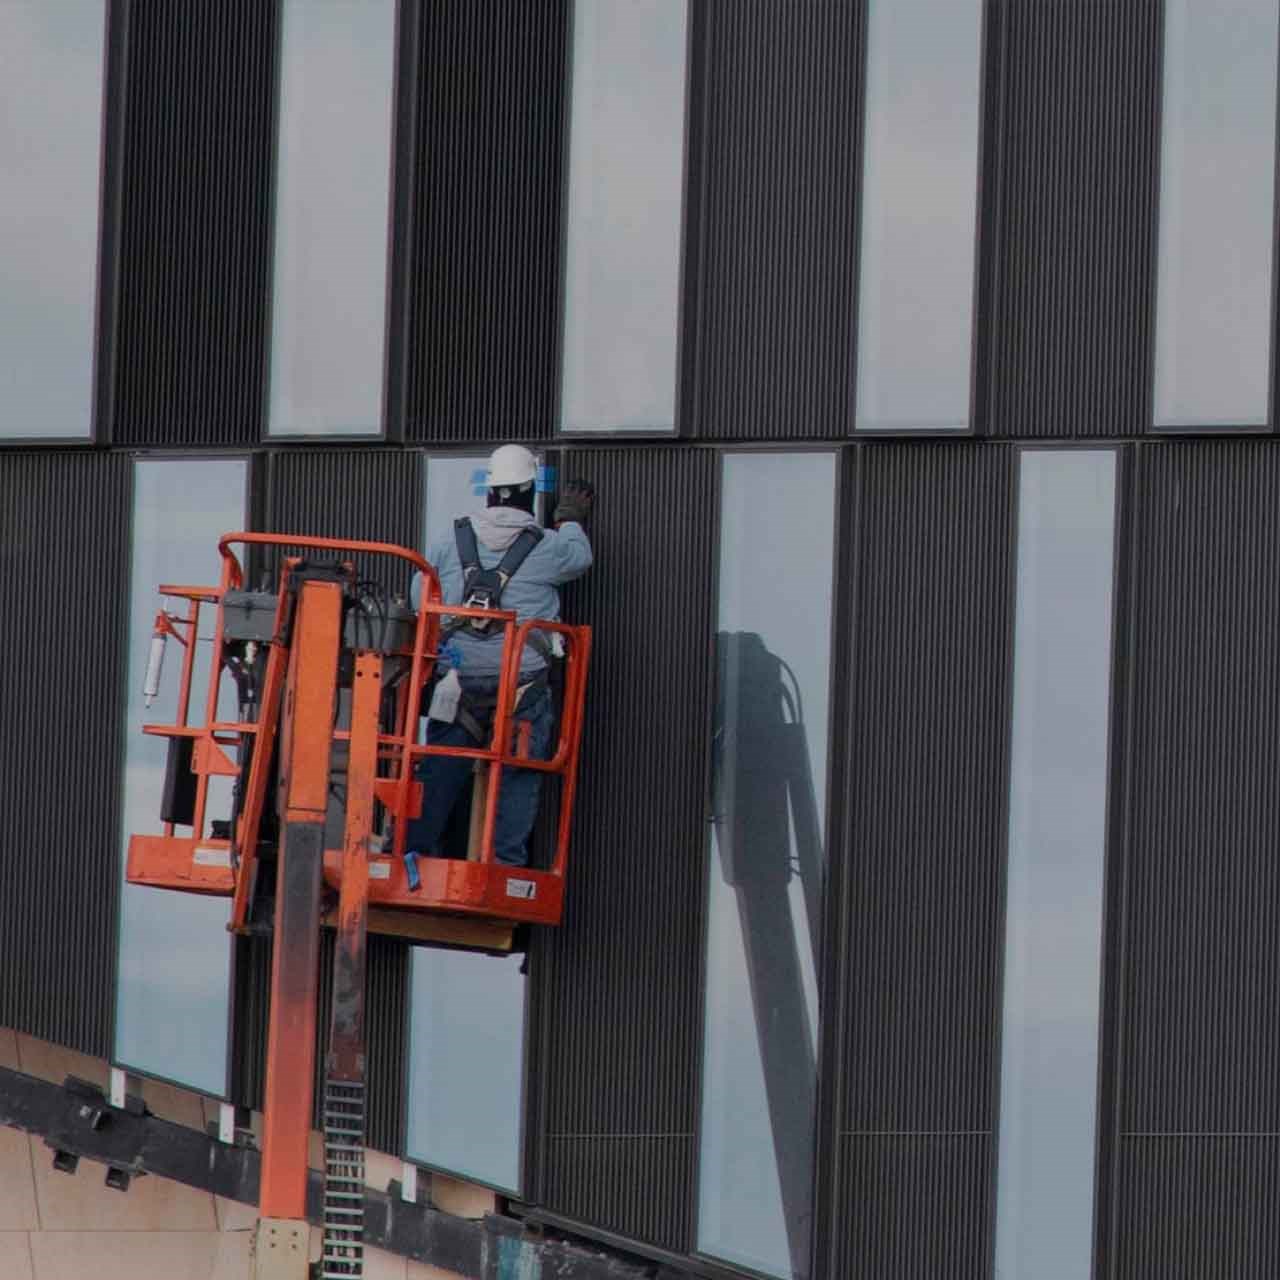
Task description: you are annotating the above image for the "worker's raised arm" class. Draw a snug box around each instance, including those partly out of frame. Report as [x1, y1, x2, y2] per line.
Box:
[549, 479, 595, 584]
[546, 521, 593, 584]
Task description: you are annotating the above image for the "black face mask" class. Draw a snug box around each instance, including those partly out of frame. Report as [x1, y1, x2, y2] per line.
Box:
[486, 484, 536, 514]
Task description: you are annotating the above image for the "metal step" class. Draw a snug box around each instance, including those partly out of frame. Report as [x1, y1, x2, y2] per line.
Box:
[320, 1078, 366, 1279]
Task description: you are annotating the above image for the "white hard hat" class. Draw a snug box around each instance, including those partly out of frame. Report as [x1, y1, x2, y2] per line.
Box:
[487, 444, 538, 490]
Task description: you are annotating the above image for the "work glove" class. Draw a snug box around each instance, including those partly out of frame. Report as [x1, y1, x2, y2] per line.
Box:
[554, 479, 595, 527]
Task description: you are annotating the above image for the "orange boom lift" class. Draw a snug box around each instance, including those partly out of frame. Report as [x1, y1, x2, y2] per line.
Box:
[125, 533, 590, 1279]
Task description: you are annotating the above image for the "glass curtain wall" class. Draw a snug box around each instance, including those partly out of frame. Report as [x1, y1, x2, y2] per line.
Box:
[1153, 0, 1279, 428]
[402, 454, 527, 1191]
[560, 0, 688, 433]
[268, 0, 396, 436]
[424, 454, 490, 552]
[0, 0, 106, 438]
[114, 458, 248, 1096]
[423, 453, 546, 555]
[697, 452, 836, 1280]
[994, 449, 1118, 1278]
[404, 948, 526, 1192]
[855, 0, 984, 432]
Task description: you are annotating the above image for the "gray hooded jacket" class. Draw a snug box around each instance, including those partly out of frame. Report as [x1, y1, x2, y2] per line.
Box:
[411, 507, 592, 678]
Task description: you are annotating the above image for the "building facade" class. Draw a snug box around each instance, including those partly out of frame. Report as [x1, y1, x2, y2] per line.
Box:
[3, 1, 1279, 1277]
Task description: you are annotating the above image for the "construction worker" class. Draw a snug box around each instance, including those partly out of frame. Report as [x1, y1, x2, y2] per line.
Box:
[404, 445, 594, 876]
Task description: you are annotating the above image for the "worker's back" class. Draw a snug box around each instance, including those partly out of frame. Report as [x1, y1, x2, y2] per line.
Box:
[412, 505, 592, 677]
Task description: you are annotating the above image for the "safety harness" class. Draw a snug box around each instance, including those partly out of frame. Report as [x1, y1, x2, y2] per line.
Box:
[436, 516, 552, 743]
[452, 516, 543, 629]
[406, 518, 553, 887]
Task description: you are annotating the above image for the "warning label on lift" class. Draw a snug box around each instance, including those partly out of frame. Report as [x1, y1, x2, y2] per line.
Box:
[505, 878, 537, 900]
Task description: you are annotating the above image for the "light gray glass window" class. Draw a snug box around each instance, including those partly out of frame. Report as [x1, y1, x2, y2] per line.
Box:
[855, 0, 983, 432]
[404, 948, 526, 1192]
[114, 458, 248, 1096]
[560, 0, 688, 434]
[268, 0, 396, 436]
[424, 455, 490, 548]
[424, 453, 545, 551]
[994, 449, 1118, 1278]
[0, 1, 105, 439]
[1154, 0, 1279, 428]
[697, 452, 836, 1280]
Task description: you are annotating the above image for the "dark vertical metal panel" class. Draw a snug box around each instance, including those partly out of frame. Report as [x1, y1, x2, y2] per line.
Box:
[1113, 440, 1280, 1275]
[108, 0, 278, 447]
[675, 4, 708, 444]
[93, 0, 131, 445]
[1092, 445, 1137, 1280]
[1123, 442, 1280, 1134]
[262, 449, 424, 596]
[526, 448, 715, 1250]
[360, 934, 409, 1155]
[833, 1136, 989, 1278]
[383, 0, 422, 444]
[811, 446, 861, 1280]
[832, 442, 1012, 1272]
[231, 935, 272, 1114]
[0, 452, 131, 1056]
[1116, 1139, 1280, 1278]
[969, 0, 1006, 444]
[401, 3, 568, 444]
[982, 0, 1161, 439]
[689, 2, 862, 441]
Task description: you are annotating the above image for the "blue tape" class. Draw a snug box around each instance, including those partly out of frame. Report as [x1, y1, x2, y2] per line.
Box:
[470, 463, 553, 494]
[403, 850, 421, 892]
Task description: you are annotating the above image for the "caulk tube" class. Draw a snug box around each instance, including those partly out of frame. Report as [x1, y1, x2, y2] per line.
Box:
[143, 612, 168, 708]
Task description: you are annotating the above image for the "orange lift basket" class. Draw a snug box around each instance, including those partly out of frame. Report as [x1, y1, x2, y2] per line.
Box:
[123, 532, 591, 1279]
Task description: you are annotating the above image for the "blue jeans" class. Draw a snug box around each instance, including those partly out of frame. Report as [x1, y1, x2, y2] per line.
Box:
[405, 685, 555, 868]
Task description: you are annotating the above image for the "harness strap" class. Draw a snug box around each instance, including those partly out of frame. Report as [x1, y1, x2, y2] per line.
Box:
[443, 516, 555, 663]
[454, 516, 482, 577]
[455, 703, 489, 745]
[453, 518, 545, 596]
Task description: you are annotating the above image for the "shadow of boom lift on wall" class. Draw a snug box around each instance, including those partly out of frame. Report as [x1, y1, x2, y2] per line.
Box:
[713, 632, 823, 1280]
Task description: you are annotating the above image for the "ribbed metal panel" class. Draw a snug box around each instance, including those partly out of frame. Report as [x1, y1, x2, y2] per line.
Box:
[360, 934, 410, 1153]
[0, 453, 131, 1055]
[231, 935, 271, 1112]
[833, 1136, 989, 1278]
[1093, 444, 1137, 1280]
[398, 3, 568, 443]
[689, 2, 861, 440]
[1116, 437, 1280, 1269]
[1123, 441, 1280, 1134]
[1116, 1138, 1280, 1278]
[1112, 441, 1280, 1274]
[983, 0, 1161, 438]
[527, 448, 716, 1249]
[108, 0, 278, 446]
[833, 442, 1012, 1270]
[262, 449, 424, 596]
